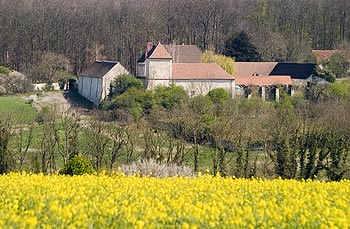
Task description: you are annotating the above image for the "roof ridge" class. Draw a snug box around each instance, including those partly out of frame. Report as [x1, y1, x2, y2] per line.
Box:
[96, 60, 118, 64]
[149, 42, 172, 59]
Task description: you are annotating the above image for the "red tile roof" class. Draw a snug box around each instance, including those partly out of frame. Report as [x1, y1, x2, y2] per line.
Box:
[235, 75, 292, 86]
[172, 63, 235, 80]
[234, 62, 277, 76]
[312, 50, 339, 62]
[149, 42, 172, 59]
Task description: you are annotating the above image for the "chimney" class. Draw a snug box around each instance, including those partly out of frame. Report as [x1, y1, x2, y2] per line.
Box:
[145, 42, 153, 57]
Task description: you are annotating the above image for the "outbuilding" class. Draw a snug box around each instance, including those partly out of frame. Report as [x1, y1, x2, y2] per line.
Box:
[78, 61, 129, 105]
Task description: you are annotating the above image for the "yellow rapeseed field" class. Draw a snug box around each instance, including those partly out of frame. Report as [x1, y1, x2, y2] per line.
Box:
[1, 173, 350, 228]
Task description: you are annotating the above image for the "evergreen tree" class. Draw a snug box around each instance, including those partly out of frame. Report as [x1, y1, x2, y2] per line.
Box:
[223, 31, 262, 62]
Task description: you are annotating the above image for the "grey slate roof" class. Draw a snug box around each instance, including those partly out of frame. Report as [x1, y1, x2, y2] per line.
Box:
[269, 63, 317, 79]
[80, 61, 118, 78]
[137, 45, 157, 63]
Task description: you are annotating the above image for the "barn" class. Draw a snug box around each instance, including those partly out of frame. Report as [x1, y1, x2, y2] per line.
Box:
[78, 61, 129, 105]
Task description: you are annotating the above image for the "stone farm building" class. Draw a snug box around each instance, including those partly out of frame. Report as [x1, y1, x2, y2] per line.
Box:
[136, 42, 236, 98]
[78, 61, 129, 105]
[234, 61, 319, 99]
[234, 62, 316, 86]
[77, 42, 320, 104]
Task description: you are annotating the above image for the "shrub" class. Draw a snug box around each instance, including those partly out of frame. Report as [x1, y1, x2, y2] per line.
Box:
[328, 79, 350, 99]
[207, 88, 230, 104]
[0, 71, 33, 95]
[155, 84, 188, 109]
[0, 66, 11, 75]
[121, 159, 195, 178]
[109, 74, 144, 97]
[59, 155, 95, 176]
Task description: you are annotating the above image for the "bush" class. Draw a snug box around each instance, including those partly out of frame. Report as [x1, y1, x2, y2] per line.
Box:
[109, 74, 144, 97]
[207, 88, 230, 104]
[328, 79, 350, 99]
[121, 159, 195, 178]
[155, 84, 188, 109]
[0, 66, 11, 75]
[59, 155, 95, 176]
[0, 71, 33, 95]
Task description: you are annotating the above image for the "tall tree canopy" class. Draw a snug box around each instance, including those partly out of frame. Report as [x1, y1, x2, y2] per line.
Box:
[223, 32, 262, 62]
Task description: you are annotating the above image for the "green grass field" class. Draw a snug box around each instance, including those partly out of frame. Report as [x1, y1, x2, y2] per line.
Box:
[0, 96, 37, 123]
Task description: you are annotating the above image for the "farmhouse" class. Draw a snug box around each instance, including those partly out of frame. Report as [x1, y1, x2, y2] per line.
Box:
[78, 61, 129, 105]
[136, 42, 236, 97]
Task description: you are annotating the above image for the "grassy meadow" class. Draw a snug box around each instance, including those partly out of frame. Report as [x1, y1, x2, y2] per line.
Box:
[0, 96, 37, 123]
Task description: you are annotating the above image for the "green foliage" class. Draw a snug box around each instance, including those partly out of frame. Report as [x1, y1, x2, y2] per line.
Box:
[223, 31, 262, 62]
[328, 79, 350, 99]
[315, 65, 336, 83]
[104, 74, 146, 118]
[155, 84, 188, 109]
[107, 88, 147, 109]
[207, 88, 230, 104]
[316, 52, 349, 81]
[109, 74, 144, 97]
[57, 71, 75, 88]
[103, 87, 155, 119]
[326, 52, 348, 78]
[105, 83, 187, 118]
[325, 130, 349, 181]
[59, 155, 95, 176]
[305, 80, 329, 103]
[0, 66, 11, 75]
[201, 51, 236, 75]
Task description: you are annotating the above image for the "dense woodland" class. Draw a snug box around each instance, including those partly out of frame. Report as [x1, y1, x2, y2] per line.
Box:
[1, 0, 350, 77]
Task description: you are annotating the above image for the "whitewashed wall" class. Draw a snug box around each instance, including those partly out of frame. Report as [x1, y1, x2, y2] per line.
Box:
[34, 83, 61, 90]
[78, 63, 129, 105]
[101, 63, 129, 101]
[173, 79, 235, 98]
[78, 76, 102, 105]
[146, 59, 172, 89]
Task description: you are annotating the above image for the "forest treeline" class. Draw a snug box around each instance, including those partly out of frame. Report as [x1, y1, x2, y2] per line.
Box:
[1, 0, 350, 76]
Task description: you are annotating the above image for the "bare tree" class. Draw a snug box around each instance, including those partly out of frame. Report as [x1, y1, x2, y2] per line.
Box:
[14, 109, 34, 171]
[57, 110, 81, 165]
[0, 113, 14, 174]
[39, 106, 59, 174]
